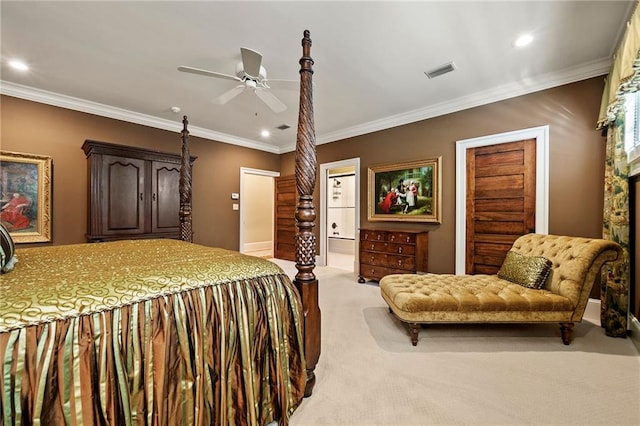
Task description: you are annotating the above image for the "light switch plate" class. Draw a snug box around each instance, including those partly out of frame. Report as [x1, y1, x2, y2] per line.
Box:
[231, 193, 239, 200]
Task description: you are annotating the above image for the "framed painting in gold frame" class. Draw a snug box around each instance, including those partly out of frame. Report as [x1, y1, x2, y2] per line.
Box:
[368, 157, 442, 223]
[0, 151, 52, 243]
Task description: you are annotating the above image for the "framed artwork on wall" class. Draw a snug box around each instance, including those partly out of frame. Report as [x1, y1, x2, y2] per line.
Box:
[0, 151, 52, 243]
[368, 157, 442, 223]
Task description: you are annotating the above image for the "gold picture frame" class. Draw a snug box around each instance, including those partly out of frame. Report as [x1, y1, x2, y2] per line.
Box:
[368, 157, 442, 223]
[0, 151, 52, 243]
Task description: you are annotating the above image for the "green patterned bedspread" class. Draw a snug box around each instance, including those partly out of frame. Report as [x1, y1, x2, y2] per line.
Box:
[0, 239, 306, 425]
[0, 239, 284, 332]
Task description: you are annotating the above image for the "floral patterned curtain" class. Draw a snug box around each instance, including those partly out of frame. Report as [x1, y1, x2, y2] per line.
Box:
[600, 112, 630, 337]
[596, 2, 638, 337]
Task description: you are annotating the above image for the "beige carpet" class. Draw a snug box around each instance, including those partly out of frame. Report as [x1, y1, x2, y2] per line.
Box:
[269, 259, 640, 426]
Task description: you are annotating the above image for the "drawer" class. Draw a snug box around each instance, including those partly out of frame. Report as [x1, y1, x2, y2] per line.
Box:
[360, 229, 386, 242]
[359, 251, 387, 266]
[386, 254, 415, 270]
[387, 232, 416, 244]
[360, 241, 387, 252]
[359, 264, 390, 281]
[385, 243, 415, 255]
[359, 264, 415, 281]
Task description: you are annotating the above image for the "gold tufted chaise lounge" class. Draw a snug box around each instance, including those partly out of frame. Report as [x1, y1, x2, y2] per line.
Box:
[380, 234, 623, 346]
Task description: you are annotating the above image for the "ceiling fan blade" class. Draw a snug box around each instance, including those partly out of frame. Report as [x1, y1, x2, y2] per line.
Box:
[254, 88, 287, 113]
[262, 78, 299, 91]
[178, 66, 241, 82]
[240, 47, 262, 79]
[213, 85, 245, 104]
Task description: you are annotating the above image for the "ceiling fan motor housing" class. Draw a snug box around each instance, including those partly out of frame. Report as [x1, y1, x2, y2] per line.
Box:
[236, 62, 267, 81]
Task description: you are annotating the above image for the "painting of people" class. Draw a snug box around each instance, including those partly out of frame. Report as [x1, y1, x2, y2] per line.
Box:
[0, 151, 52, 242]
[368, 157, 441, 223]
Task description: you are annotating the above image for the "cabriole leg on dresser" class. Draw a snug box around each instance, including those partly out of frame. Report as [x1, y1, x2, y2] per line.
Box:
[358, 276, 365, 283]
[559, 322, 574, 345]
[408, 323, 420, 346]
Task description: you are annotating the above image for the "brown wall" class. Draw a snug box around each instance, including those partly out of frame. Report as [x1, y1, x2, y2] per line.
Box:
[281, 77, 607, 274]
[0, 95, 280, 249]
[2, 77, 608, 273]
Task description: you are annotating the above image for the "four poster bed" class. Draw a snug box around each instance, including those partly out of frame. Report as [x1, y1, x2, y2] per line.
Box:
[0, 31, 320, 425]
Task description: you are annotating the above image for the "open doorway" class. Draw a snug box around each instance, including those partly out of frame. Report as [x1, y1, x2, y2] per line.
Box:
[239, 167, 279, 257]
[319, 158, 360, 271]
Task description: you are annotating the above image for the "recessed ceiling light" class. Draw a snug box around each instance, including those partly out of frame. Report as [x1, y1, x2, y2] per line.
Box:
[9, 59, 29, 71]
[514, 34, 534, 47]
[261, 130, 270, 138]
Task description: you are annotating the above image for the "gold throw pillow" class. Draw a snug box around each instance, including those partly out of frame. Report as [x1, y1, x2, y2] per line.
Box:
[497, 250, 552, 289]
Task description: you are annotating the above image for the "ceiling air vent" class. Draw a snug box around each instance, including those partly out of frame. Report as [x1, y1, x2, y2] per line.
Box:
[276, 124, 291, 130]
[424, 62, 456, 79]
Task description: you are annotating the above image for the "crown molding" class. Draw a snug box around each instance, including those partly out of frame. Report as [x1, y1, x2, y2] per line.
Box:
[313, 56, 612, 148]
[2, 55, 612, 156]
[0, 81, 280, 154]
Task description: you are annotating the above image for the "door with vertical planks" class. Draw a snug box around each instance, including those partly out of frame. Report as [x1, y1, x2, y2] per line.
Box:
[274, 175, 297, 261]
[466, 139, 536, 274]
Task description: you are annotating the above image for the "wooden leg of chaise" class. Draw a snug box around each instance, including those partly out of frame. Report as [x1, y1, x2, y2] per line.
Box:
[408, 323, 420, 346]
[559, 322, 574, 345]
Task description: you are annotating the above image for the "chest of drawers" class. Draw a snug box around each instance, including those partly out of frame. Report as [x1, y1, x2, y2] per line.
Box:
[358, 228, 428, 283]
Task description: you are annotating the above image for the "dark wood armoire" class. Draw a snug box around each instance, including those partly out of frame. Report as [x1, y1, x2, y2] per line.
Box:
[82, 140, 195, 242]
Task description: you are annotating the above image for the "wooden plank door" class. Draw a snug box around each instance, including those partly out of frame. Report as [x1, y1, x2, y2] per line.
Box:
[466, 139, 536, 274]
[274, 175, 297, 261]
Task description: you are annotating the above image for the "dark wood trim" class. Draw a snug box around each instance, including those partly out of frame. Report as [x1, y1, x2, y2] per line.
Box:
[179, 116, 193, 242]
[294, 30, 320, 398]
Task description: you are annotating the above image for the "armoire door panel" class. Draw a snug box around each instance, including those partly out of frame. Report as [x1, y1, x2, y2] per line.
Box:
[152, 161, 181, 232]
[102, 156, 145, 234]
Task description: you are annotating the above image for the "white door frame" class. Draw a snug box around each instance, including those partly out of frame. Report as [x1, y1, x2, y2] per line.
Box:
[455, 125, 549, 274]
[319, 158, 361, 267]
[239, 167, 280, 254]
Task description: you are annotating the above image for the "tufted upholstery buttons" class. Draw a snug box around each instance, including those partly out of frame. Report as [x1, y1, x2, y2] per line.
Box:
[379, 234, 623, 343]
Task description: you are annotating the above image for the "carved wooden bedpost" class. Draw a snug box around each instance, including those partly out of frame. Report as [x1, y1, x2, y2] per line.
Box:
[179, 115, 193, 242]
[294, 29, 320, 397]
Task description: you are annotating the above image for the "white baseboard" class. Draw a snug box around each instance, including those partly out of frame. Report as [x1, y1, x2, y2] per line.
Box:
[243, 241, 272, 252]
[630, 314, 640, 354]
[243, 241, 273, 257]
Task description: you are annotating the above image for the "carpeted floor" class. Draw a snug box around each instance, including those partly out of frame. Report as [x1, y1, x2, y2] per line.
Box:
[270, 259, 640, 426]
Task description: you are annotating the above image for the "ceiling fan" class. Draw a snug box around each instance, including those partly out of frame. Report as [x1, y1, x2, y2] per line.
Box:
[178, 47, 297, 113]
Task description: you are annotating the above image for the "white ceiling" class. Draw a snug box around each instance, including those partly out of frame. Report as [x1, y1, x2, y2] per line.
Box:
[0, 1, 633, 153]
